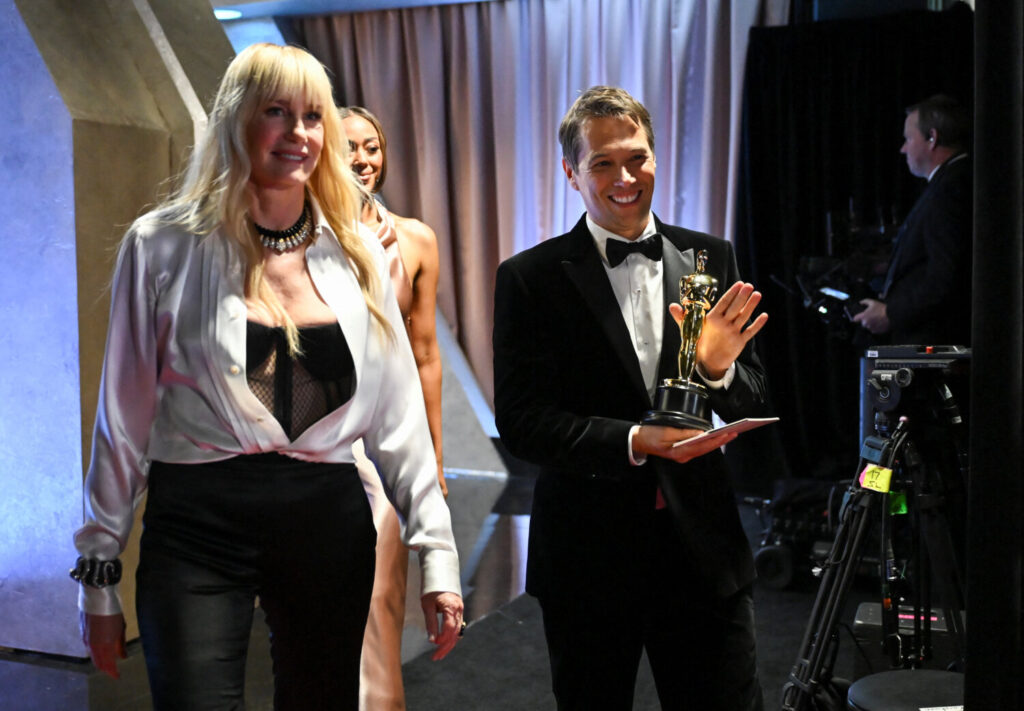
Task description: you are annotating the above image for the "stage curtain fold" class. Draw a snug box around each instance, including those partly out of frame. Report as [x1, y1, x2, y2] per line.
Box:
[292, 0, 763, 408]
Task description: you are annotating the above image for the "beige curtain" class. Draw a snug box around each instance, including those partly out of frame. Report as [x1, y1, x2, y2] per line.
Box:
[298, 0, 766, 406]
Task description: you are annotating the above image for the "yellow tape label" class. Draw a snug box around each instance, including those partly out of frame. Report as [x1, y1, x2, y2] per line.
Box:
[859, 464, 893, 493]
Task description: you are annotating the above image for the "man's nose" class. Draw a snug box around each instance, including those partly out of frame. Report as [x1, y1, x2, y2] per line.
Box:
[614, 166, 635, 184]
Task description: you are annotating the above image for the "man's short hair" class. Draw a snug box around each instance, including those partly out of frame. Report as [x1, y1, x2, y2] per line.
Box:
[558, 86, 654, 171]
[907, 94, 971, 152]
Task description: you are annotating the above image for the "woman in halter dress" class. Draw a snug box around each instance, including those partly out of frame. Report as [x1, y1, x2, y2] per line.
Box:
[342, 106, 447, 710]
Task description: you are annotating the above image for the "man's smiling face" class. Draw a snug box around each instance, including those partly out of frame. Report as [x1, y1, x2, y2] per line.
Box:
[563, 115, 656, 240]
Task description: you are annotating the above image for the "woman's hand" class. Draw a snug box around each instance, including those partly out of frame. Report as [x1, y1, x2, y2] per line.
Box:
[81, 611, 127, 679]
[437, 461, 449, 498]
[421, 591, 464, 660]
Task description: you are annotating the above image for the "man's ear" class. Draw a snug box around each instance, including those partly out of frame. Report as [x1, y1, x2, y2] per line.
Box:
[928, 129, 939, 146]
[562, 157, 579, 191]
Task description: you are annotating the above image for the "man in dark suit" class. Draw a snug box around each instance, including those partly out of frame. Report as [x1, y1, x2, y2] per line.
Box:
[492, 86, 769, 710]
[853, 95, 972, 345]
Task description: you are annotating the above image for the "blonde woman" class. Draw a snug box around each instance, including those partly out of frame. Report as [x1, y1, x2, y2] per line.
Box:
[72, 44, 462, 710]
[340, 105, 447, 710]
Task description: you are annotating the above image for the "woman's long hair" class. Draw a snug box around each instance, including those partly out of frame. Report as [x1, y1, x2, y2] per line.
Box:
[150, 43, 391, 351]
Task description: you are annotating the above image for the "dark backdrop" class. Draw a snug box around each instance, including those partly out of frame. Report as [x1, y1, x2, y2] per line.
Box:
[731, 3, 974, 490]
[967, 2, 1023, 708]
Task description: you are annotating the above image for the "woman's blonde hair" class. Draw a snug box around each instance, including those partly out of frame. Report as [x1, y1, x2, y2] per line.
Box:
[153, 43, 391, 351]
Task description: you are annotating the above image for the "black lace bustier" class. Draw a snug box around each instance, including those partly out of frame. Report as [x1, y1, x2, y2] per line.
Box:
[246, 321, 355, 439]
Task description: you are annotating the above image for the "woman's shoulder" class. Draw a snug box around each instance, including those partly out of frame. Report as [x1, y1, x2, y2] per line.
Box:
[352, 219, 387, 258]
[120, 209, 207, 268]
[129, 208, 191, 238]
[391, 213, 438, 251]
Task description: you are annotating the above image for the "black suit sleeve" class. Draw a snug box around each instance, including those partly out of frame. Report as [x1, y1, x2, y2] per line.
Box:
[493, 257, 634, 469]
[885, 163, 972, 339]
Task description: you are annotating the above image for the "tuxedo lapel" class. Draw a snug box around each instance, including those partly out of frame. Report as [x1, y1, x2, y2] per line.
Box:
[657, 237, 695, 382]
[560, 219, 650, 400]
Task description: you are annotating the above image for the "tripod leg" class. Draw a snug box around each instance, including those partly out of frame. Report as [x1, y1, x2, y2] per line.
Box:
[903, 438, 968, 667]
[918, 502, 967, 665]
[782, 486, 878, 711]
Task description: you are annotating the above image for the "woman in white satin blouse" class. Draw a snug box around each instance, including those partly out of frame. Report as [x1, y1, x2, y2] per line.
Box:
[71, 43, 463, 710]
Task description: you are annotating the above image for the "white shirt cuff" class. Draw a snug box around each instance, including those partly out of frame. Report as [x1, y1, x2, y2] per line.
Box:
[79, 583, 124, 616]
[628, 425, 647, 466]
[697, 361, 736, 390]
[418, 547, 463, 597]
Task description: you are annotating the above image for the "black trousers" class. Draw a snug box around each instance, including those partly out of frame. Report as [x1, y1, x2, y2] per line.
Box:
[538, 510, 763, 711]
[136, 454, 375, 711]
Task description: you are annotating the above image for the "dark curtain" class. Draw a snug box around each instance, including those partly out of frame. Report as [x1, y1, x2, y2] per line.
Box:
[966, 2, 1024, 708]
[733, 3, 974, 485]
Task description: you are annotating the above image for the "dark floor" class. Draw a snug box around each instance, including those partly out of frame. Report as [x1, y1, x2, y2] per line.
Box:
[0, 470, 958, 710]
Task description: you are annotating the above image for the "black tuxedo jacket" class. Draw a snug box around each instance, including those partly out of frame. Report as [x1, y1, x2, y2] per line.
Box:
[493, 215, 770, 600]
[883, 154, 972, 345]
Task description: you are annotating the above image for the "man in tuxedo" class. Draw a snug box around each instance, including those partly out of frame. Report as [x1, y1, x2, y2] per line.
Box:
[492, 86, 769, 710]
[853, 94, 972, 345]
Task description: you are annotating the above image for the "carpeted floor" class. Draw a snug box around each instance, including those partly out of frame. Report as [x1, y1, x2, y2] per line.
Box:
[0, 498, 935, 710]
[397, 499, 883, 710]
[401, 543, 876, 711]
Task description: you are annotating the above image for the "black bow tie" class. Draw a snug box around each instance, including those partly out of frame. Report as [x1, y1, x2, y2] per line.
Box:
[605, 235, 663, 267]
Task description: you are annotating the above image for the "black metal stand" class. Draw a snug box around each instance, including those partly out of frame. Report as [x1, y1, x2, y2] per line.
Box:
[779, 453, 885, 711]
[780, 409, 967, 711]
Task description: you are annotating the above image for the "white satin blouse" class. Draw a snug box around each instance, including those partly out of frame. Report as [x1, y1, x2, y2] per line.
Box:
[73, 199, 460, 615]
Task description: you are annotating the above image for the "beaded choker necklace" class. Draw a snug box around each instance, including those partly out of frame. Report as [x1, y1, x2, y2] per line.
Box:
[254, 202, 312, 253]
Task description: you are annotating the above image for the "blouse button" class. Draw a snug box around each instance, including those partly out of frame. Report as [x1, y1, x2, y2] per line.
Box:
[229, 365, 241, 375]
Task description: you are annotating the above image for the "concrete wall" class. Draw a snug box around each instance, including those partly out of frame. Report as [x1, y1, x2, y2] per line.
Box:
[0, 0, 504, 660]
[0, 0, 232, 656]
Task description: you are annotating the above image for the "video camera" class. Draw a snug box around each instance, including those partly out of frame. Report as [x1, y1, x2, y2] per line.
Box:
[861, 344, 970, 438]
[862, 343, 970, 545]
[781, 346, 971, 709]
[775, 202, 895, 339]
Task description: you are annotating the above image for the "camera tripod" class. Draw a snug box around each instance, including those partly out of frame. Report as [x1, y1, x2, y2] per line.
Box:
[780, 401, 968, 711]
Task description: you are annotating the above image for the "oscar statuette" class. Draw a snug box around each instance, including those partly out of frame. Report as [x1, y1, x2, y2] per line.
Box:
[642, 250, 718, 431]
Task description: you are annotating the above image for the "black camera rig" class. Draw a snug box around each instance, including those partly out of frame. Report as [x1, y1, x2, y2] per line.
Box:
[772, 202, 896, 340]
[781, 345, 970, 711]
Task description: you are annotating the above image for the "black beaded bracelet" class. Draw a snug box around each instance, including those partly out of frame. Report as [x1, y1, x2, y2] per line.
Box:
[69, 557, 122, 588]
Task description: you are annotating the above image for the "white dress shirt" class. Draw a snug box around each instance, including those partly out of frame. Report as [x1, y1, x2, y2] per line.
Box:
[74, 198, 460, 615]
[587, 215, 664, 399]
[586, 214, 734, 465]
